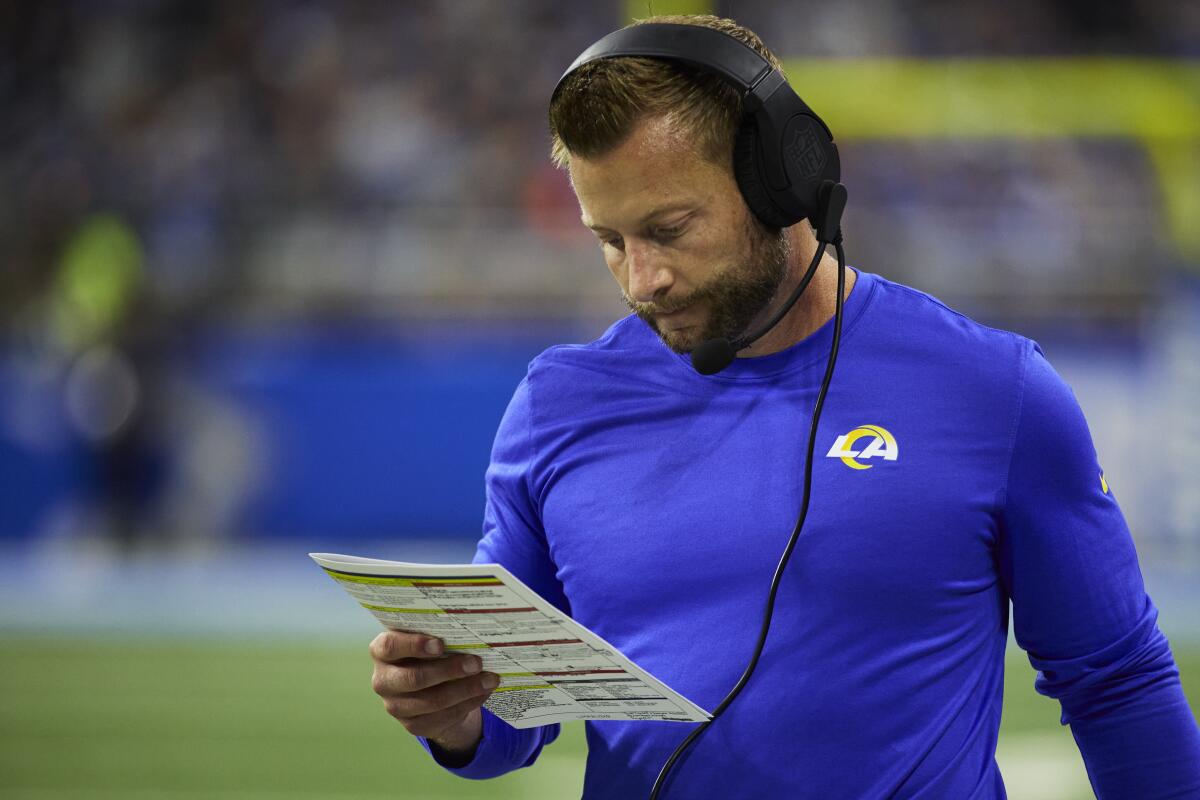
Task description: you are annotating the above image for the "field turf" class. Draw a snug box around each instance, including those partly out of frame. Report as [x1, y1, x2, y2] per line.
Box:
[1, 638, 1196, 799]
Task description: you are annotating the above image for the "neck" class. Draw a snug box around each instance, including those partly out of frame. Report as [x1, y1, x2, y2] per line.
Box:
[736, 226, 854, 359]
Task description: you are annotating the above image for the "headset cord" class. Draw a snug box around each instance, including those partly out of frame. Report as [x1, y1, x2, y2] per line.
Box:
[648, 234, 848, 800]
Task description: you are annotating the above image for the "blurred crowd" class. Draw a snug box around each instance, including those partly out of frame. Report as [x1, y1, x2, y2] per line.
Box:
[3, 0, 1198, 332]
[1, 1, 613, 330]
[737, 0, 1200, 57]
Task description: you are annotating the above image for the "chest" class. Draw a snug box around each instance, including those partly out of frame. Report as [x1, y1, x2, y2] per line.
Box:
[535, 377, 1011, 643]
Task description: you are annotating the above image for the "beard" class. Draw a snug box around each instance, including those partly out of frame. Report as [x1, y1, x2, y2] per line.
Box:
[623, 216, 791, 354]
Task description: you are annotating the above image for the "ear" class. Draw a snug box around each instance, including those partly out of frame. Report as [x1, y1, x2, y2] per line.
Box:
[733, 119, 794, 229]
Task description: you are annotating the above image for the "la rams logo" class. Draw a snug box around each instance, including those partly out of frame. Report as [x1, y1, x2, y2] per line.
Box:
[826, 425, 899, 470]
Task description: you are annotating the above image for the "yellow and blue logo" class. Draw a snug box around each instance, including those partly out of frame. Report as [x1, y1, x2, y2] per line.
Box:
[826, 425, 899, 470]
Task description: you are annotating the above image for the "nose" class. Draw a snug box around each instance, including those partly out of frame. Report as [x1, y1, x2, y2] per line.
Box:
[625, 241, 673, 303]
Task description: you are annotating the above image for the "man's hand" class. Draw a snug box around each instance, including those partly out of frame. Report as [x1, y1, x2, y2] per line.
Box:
[369, 630, 500, 760]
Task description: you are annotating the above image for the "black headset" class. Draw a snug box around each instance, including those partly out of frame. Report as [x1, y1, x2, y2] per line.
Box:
[553, 22, 842, 232]
[553, 22, 851, 800]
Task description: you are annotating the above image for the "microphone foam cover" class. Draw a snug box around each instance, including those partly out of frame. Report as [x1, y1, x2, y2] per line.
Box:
[691, 338, 737, 375]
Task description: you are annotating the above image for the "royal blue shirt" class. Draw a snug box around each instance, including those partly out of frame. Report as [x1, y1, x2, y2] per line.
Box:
[422, 270, 1200, 798]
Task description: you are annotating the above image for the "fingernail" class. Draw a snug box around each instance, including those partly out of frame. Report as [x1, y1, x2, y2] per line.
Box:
[482, 673, 500, 690]
[425, 639, 443, 655]
[463, 657, 482, 675]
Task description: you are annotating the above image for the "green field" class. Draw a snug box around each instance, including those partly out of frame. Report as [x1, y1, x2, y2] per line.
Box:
[1, 637, 1196, 799]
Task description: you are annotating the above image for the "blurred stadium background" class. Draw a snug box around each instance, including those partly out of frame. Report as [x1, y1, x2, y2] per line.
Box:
[1, 1, 1198, 797]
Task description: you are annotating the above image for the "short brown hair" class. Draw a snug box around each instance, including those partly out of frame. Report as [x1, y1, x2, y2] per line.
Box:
[548, 15, 784, 170]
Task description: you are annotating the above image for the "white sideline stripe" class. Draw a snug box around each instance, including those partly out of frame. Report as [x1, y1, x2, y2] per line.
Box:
[997, 731, 1092, 800]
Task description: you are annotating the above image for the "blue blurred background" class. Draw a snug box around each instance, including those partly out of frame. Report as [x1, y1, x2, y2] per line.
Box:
[1, 2, 1198, 798]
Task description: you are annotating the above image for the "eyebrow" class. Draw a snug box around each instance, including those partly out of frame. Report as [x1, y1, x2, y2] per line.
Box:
[582, 203, 698, 232]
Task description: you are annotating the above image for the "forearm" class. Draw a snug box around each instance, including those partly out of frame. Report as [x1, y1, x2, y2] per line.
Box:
[1034, 627, 1200, 798]
[1069, 676, 1200, 798]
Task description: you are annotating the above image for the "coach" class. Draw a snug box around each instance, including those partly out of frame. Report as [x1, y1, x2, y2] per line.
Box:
[368, 14, 1200, 798]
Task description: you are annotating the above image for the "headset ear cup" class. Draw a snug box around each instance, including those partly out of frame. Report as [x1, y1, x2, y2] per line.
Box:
[733, 121, 794, 230]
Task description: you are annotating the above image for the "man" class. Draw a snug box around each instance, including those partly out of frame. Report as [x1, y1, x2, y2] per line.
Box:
[368, 14, 1200, 798]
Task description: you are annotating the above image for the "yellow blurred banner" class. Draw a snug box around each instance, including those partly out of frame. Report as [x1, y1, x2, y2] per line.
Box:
[784, 59, 1200, 139]
[786, 57, 1200, 262]
[625, 0, 713, 22]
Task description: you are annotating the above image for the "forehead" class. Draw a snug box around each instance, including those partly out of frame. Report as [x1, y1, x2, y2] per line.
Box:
[570, 116, 731, 228]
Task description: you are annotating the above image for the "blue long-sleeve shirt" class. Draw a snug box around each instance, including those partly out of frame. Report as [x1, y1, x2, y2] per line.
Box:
[421, 269, 1200, 798]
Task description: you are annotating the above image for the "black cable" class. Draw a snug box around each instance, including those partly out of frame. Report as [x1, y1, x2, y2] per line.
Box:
[648, 235, 848, 800]
[692, 242, 827, 375]
[737, 241, 826, 350]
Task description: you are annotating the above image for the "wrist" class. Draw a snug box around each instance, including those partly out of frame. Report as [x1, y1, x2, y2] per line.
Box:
[428, 710, 484, 768]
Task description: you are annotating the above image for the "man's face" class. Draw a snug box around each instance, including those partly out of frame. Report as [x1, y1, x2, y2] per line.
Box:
[570, 116, 789, 353]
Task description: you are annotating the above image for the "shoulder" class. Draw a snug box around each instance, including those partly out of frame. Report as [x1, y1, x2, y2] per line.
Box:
[534, 313, 660, 362]
[858, 271, 1036, 384]
[507, 315, 689, 453]
[868, 273, 1031, 357]
[524, 314, 678, 395]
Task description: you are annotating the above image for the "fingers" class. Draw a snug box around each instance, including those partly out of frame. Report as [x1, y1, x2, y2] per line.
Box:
[368, 630, 499, 740]
[382, 672, 500, 724]
[397, 696, 489, 740]
[370, 630, 444, 663]
[372, 650, 485, 695]
[386, 684, 497, 738]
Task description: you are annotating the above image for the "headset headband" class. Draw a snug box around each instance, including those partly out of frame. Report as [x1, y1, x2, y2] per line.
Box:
[552, 22, 841, 231]
[555, 23, 774, 100]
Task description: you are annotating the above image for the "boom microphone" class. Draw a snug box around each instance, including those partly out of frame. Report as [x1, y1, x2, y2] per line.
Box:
[689, 182, 846, 376]
[689, 241, 826, 375]
[690, 337, 739, 375]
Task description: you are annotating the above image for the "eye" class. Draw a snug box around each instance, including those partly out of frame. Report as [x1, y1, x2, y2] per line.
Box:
[651, 224, 686, 242]
[600, 234, 625, 251]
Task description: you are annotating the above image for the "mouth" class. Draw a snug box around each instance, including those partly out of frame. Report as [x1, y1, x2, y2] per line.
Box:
[655, 306, 695, 330]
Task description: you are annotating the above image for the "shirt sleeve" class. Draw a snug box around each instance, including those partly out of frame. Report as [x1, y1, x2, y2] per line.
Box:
[418, 373, 565, 779]
[998, 341, 1200, 798]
